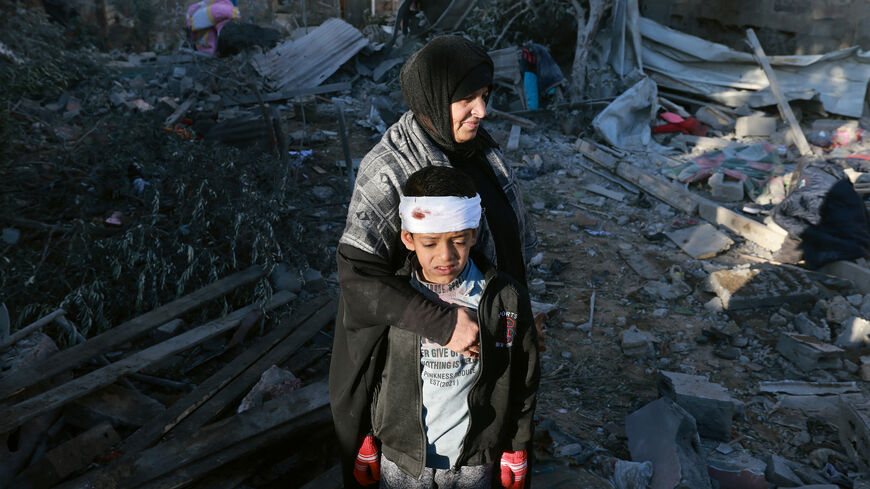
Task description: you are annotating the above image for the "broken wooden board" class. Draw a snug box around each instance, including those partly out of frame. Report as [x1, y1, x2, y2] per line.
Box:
[0, 291, 294, 434]
[11, 421, 120, 488]
[665, 222, 734, 259]
[507, 124, 521, 151]
[169, 297, 337, 438]
[251, 18, 368, 92]
[0, 265, 264, 401]
[584, 183, 626, 202]
[818, 260, 870, 294]
[66, 384, 165, 429]
[576, 138, 618, 171]
[56, 381, 329, 489]
[0, 308, 65, 353]
[697, 199, 787, 252]
[119, 295, 332, 453]
[615, 162, 698, 215]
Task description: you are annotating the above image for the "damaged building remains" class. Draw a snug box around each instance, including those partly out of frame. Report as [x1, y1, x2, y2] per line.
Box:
[5, 0, 870, 487]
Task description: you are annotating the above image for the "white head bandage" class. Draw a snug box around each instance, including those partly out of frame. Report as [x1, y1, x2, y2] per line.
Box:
[399, 195, 482, 233]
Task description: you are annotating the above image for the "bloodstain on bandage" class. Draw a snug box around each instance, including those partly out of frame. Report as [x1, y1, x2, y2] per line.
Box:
[412, 209, 427, 219]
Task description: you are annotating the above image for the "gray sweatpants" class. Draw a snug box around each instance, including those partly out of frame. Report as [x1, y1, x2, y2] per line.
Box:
[380, 454, 493, 489]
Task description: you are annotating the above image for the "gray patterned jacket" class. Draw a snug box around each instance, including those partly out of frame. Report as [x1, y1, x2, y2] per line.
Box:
[340, 111, 537, 268]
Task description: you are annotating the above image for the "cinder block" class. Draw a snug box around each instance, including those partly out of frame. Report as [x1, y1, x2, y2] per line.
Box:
[626, 398, 713, 489]
[708, 266, 819, 310]
[658, 371, 743, 441]
[709, 172, 745, 202]
[735, 116, 776, 138]
[776, 332, 843, 371]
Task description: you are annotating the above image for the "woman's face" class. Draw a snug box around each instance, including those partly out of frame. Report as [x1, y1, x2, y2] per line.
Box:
[450, 86, 489, 143]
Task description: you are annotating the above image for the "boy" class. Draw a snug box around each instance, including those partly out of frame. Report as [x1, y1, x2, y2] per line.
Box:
[352, 166, 540, 489]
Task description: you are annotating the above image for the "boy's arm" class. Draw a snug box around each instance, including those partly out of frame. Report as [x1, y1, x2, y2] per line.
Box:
[507, 289, 541, 452]
[338, 243, 458, 345]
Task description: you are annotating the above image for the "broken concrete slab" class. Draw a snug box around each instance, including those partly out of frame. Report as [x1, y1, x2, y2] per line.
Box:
[735, 115, 776, 138]
[618, 249, 662, 280]
[708, 266, 819, 310]
[625, 398, 712, 489]
[758, 380, 859, 396]
[708, 172, 745, 202]
[706, 448, 768, 489]
[776, 333, 843, 371]
[838, 397, 870, 471]
[665, 223, 734, 260]
[826, 296, 860, 325]
[621, 326, 658, 358]
[793, 312, 831, 342]
[765, 454, 804, 488]
[834, 316, 870, 348]
[658, 371, 743, 441]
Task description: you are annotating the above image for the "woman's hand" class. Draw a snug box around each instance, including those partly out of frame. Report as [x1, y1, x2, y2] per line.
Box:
[444, 307, 480, 358]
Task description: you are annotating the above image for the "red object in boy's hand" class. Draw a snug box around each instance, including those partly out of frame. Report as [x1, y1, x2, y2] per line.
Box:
[353, 435, 380, 486]
[500, 450, 528, 489]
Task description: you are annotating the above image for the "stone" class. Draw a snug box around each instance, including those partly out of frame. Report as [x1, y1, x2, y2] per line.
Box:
[704, 297, 724, 313]
[312, 186, 334, 201]
[770, 313, 788, 328]
[793, 313, 831, 342]
[237, 365, 301, 413]
[621, 326, 657, 358]
[303, 268, 325, 290]
[776, 333, 843, 371]
[270, 263, 302, 293]
[735, 115, 776, 138]
[834, 317, 870, 348]
[765, 454, 804, 487]
[861, 301, 870, 318]
[709, 172, 745, 202]
[658, 371, 743, 441]
[612, 459, 653, 489]
[838, 398, 870, 471]
[625, 398, 712, 489]
[847, 294, 864, 307]
[708, 266, 818, 310]
[172, 66, 187, 78]
[827, 296, 859, 325]
[1, 228, 20, 245]
[706, 449, 768, 489]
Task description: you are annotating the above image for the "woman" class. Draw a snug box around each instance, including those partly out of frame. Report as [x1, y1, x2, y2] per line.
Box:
[329, 35, 537, 488]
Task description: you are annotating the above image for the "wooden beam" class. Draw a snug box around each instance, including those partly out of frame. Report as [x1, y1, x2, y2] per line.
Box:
[54, 381, 330, 489]
[169, 297, 337, 437]
[697, 199, 786, 251]
[506, 125, 521, 151]
[576, 138, 618, 170]
[0, 265, 264, 400]
[0, 291, 294, 434]
[745, 28, 812, 156]
[118, 295, 333, 453]
[0, 308, 65, 352]
[615, 162, 698, 215]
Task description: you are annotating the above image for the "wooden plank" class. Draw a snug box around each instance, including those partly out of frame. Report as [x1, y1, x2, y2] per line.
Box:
[819, 261, 870, 294]
[697, 199, 786, 252]
[55, 381, 330, 489]
[11, 421, 120, 489]
[584, 183, 625, 202]
[488, 108, 535, 128]
[226, 82, 352, 106]
[163, 97, 195, 127]
[169, 297, 337, 438]
[0, 265, 264, 401]
[664, 222, 734, 259]
[0, 308, 65, 352]
[118, 295, 332, 453]
[615, 162, 699, 215]
[506, 124, 521, 151]
[577, 161, 639, 194]
[66, 384, 166, 429]
[745, 28, 812, 156]
[0, 291, 294, 434]
[576, 138, 618, 171]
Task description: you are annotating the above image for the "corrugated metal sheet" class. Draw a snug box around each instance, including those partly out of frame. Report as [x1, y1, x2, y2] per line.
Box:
[252, 18, 368, 92]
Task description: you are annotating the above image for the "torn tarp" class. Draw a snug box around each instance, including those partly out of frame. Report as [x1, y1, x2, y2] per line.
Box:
[638, 17, 870, 118]
[592, 76, 662, 151]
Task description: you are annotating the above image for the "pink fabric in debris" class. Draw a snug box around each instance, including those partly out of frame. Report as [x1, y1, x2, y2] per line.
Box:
[186, 0, 239, 55]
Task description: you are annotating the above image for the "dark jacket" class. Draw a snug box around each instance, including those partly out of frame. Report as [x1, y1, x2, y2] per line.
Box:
[372, 251, 540, 479]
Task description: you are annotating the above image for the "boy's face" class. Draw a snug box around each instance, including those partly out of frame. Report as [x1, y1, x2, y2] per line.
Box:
[400, 228, 478, 284]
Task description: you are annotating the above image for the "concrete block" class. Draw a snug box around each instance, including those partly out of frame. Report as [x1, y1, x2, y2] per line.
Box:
[834, 317, 870, 348]
[708, 266, 819, 310]
[776, 332, 843, 371]
[658, 371, 743, 441]
[709, 172, 744, 202]
[621, 326, 657, 358]
[625, 398, 712, 489]
[706, 449, 768, 489]
[827, 296, 860, 325]
[838, 398, 870, 471]
[735, 116, 776, 138]
[765, 454, 804, 487]
[793, 312, 831, 342]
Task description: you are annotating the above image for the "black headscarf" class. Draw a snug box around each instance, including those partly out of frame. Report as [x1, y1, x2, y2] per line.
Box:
[400, 35, 497, 153]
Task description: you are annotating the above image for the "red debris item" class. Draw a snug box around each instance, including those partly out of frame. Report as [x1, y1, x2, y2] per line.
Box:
[653, 112, 709, 136]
